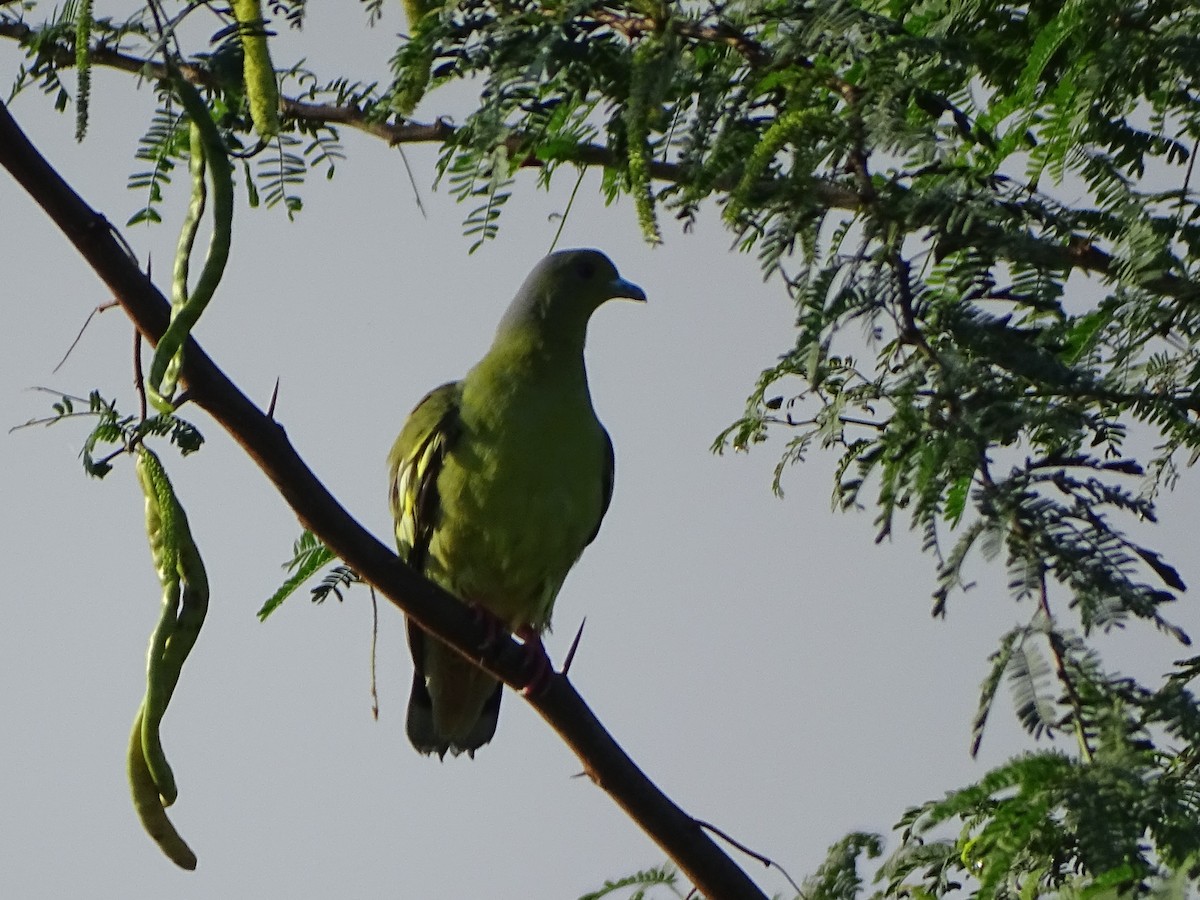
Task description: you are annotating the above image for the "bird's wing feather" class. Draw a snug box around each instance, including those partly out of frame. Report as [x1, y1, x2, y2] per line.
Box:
[585, 427, 615, 547]
[390, 381, 498, 757]
[388, 381, 462, 573]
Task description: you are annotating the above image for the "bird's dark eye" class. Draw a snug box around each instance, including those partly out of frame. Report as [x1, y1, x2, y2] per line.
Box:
[575, 260, 596, 279]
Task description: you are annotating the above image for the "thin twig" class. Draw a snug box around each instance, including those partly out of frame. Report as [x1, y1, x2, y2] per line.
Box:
[369, 585, 380, 720]
[695, 819, 802, 896]
[396, 146, 426, 219]
[1178, 136, 1199, 219]
[10, 408, 100, 432]
[1039, 578, 1095, 763]
[27, 386, 92, 401]
[143, 0, 200, 63]
[53, 299, 119, 373]
[92, 444, 128, 471]
[548, 167, 587, 254]
[134, 328, 147, 422]
[590, 8, 774, 68]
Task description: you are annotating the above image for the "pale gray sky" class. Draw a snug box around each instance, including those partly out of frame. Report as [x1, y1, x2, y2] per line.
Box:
[2, 6, 1196, 899]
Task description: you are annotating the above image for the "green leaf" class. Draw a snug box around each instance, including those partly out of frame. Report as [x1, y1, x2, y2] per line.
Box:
[258, 531, 337, 620]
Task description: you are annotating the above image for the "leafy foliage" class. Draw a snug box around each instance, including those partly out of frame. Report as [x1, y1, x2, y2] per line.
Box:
[799, 832, 884, 900]
[9, 0, 1200, 895]
[258, 530, 333, 619]
[258, 531, 365, 620]
[127, 99, 187, 226]
[580, 863, 686, 900]
[14, 390, 203, 478]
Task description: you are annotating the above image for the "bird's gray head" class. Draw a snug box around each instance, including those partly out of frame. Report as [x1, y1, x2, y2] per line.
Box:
[496, 249, 646, 344]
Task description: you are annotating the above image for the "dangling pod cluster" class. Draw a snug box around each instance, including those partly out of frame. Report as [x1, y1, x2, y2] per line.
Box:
[128, 445, 209, 869]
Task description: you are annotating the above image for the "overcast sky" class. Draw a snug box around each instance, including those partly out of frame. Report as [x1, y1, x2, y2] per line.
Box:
[3, 6, 1198, 899]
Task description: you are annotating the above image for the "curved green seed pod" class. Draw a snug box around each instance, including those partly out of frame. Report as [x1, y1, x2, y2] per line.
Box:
[169, 539, 209, 669]
[128, 705, 197, 870]
[135, 446, 182, 804]
[231, 0, 280, 138]
[141, 578, 182, 806]
[159, 123, 208, 405]
[161, 536, 209, 727]
[133, 447, 209, 816]
[148, 73, 233, 413]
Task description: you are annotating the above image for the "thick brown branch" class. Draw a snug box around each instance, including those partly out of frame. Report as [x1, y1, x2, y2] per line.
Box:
[0, 98, 766, 900]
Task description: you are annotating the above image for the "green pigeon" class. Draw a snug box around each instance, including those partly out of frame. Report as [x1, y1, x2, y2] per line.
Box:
[388, 248, 645, 758]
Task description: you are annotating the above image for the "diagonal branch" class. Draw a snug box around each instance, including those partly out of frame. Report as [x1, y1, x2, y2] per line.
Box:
[0, 97, 767, 900]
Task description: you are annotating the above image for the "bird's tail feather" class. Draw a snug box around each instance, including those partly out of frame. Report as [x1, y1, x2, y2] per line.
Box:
[406, 624, 503, 758]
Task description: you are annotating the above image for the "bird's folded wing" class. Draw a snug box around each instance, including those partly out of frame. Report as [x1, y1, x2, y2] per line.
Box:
[388, 381, 462, 573]
[585, 428, 615, 548]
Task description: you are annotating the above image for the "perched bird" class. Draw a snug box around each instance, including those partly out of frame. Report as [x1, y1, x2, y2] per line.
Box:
[388, 248, 645, 758]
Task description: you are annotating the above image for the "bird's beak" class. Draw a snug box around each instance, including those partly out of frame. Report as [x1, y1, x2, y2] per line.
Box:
[611, 277, 647, 303]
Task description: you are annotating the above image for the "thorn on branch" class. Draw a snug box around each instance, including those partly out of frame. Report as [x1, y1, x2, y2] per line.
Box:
[267, 376, 280, 419]
[562, 617, 586, 676]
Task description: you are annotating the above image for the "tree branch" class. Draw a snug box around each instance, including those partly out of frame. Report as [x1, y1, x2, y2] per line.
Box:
[0, 97, 767, 900]
[0, 20, 455, 145]
[7, 16, 1198, 306]
[589, 7, 774, 68]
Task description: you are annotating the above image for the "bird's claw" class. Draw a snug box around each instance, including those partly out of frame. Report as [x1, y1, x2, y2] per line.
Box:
[517, 626, 553, 697]
[469, 605, 507, 652]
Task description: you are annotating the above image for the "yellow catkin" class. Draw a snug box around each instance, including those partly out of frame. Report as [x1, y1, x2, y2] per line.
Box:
[231, 0, 280, 137]
[625, 37, 668, 244]
[402, 0, 432, 29]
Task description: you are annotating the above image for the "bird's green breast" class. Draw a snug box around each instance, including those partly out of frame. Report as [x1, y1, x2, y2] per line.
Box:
[425, 349, 609, 628]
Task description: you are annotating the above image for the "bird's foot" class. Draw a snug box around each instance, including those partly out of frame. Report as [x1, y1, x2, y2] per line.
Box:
[468, 605, 508, 652]
[516, 626, 553, 697]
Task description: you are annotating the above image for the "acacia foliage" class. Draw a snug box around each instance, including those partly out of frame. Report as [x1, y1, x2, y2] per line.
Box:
[7, 0, 1200, 895]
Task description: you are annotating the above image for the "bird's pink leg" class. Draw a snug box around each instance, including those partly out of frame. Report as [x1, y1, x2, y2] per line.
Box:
[467, 604, 507, 651]
[465, 607, 552, 695]
[516, 626, 553, 697]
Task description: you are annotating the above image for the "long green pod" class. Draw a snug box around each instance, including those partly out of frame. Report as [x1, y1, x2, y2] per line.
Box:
[141, 580, 182, 805]
[158, 122, 207, 405]
[168, 535, 209, 670]
[128, 705, 197, 870]
[161, 517, 209, 719]
[231, 0, 280, 137]
[147, 73, 233, 412]
[134, 446, 182, 804]
[134, 446, 209, 815]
